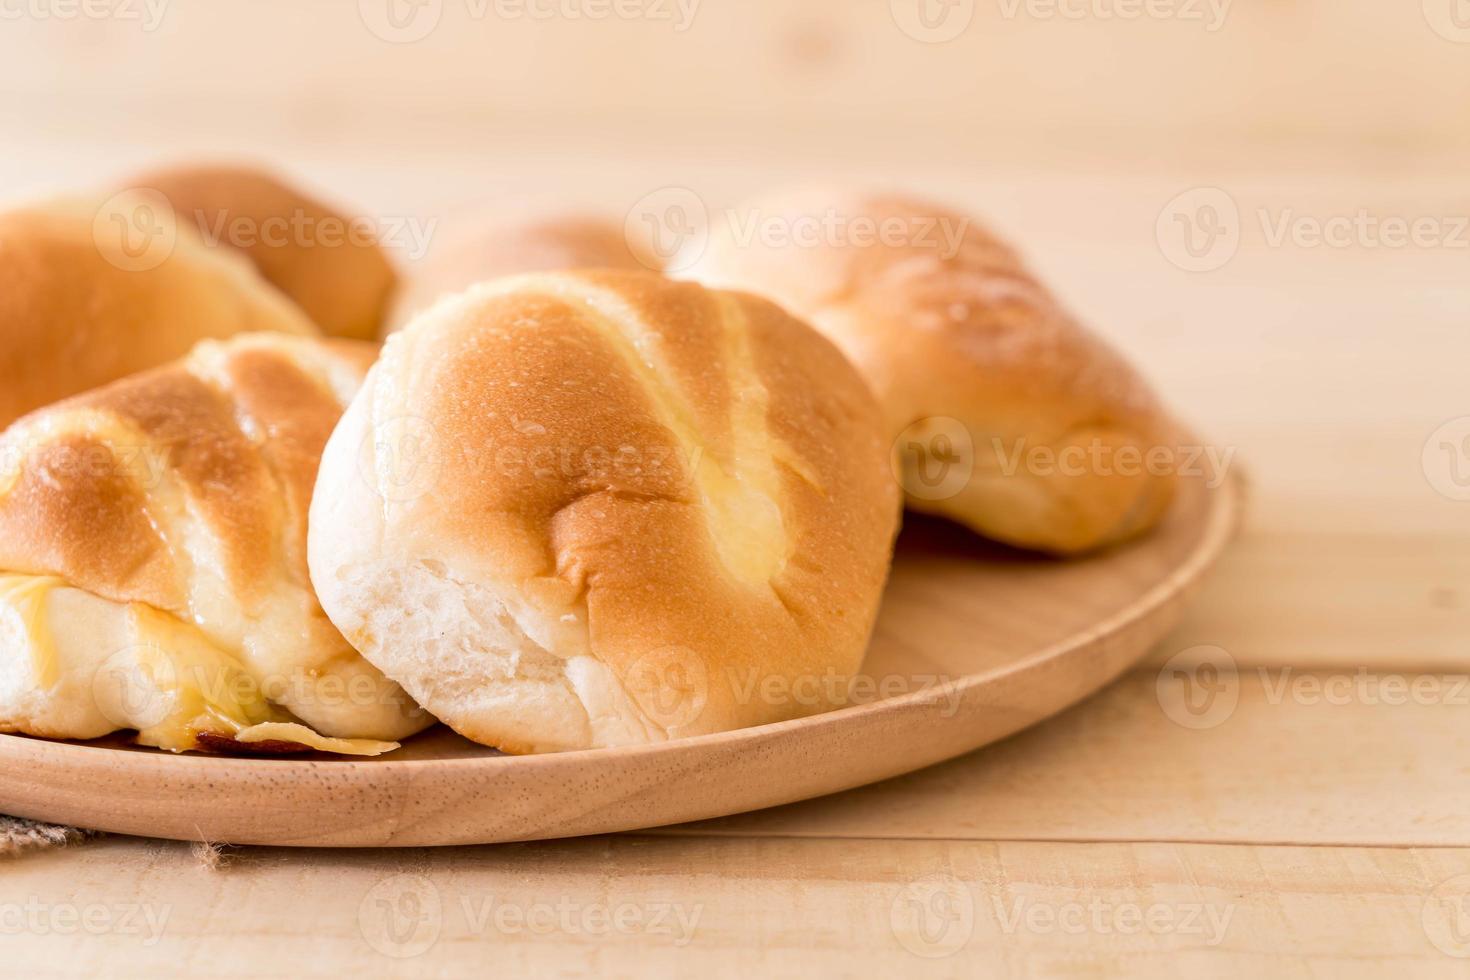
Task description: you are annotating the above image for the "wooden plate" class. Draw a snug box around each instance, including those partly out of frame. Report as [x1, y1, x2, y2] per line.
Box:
[0, 467, 1242, 848]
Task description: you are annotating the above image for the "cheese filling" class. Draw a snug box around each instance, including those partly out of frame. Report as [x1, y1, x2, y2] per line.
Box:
[0, 573, 64, 690]
[0, 574, 398, 756]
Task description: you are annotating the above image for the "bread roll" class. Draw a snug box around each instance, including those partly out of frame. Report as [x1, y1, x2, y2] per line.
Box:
[310, 270, 899, 754]
[387, 213, 659, 334]
[0, 333, 430, 755]
[123, 163, 398, 340]
[0, 196, 317, 431]
[682, 190, 1179, 554]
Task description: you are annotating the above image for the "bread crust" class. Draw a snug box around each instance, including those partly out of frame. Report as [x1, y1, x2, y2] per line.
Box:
[125, 163, 398, 340]
[0, 197, 317, 430]
[683, 189, 1179, 554]
[387, 213, 659, 334]
[310, 270, 899, 753]
[0, 333, 427, 748]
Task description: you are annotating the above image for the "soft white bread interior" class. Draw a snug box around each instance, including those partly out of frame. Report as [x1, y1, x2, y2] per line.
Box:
[0, 333, 429, 754]
[310, 270, 900, 753]
[122, 163, 399, 341]
[681, 189, 1179, 554]
[0, 195, 318, 431]
[386, 212, 660, 334]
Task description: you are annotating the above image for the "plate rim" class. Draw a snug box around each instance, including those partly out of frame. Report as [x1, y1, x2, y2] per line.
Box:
[0, 468, 1245, 780]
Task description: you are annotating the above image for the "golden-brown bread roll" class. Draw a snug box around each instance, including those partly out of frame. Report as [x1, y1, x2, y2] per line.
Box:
[123, 163, 398, 340]
[0, 333, 430, 755]
[682, 189, 1179, 554]
[310, 270, 899, 754]
[0, 196, 318, 431]
[386, 213, 659, 334]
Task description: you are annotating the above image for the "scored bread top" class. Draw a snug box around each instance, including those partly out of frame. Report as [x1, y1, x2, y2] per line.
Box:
[310, 269, 901, 753]
[0, 332, 426, 745]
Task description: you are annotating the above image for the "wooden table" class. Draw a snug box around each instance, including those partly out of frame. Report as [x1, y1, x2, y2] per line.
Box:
[2, 115, 1467, 975]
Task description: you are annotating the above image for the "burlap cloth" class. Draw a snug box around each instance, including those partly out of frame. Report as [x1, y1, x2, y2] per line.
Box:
[0, 815, 97, 857]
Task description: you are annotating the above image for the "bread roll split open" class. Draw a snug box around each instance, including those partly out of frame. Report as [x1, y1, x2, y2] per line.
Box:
[310, 270, 900, 753]
[0, 333, 430, 755]
[682, 189, 1180, 554]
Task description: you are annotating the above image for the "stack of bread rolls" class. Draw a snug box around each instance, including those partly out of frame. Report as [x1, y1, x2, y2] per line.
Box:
[0, 167, 1179, 756]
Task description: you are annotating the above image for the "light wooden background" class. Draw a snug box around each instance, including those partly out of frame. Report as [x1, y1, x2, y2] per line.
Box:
[4, 2, 1470, 976]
